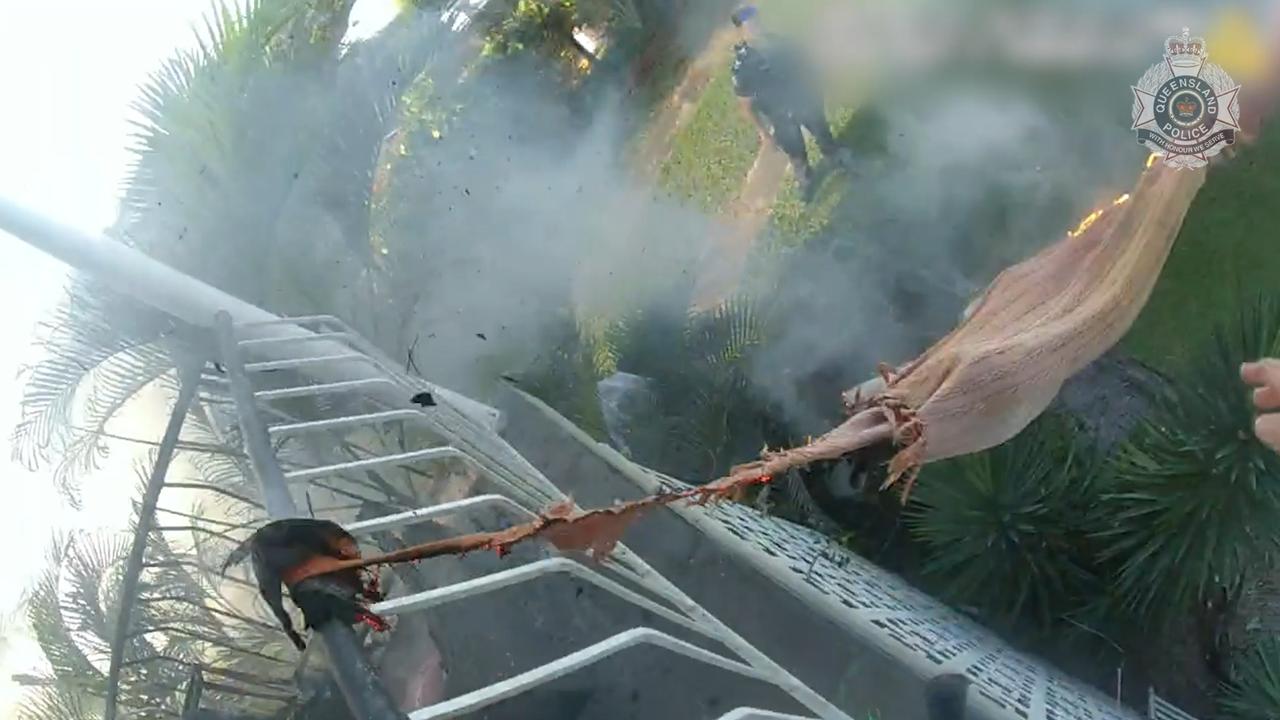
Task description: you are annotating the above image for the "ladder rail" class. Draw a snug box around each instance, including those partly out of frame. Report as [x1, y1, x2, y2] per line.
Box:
[214, 312, 408, 720]
[222, 313, 854, 720]
[370, 557, 716, 643]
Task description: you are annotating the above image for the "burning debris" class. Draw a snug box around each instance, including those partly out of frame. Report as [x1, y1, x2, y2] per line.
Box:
[725, 158, 1205, 498]
[730, 84, 1277, 500]
[227, 479, 770, 647]
[227, 146, 1234, 647]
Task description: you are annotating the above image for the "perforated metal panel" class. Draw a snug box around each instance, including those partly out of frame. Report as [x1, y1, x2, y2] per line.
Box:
[633, 472, 1145, 720]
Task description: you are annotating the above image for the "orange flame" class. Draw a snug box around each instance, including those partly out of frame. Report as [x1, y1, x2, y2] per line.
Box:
[1069, 209, 1104, 237]
[1146, 153, 1159, 168]
[1068, 192, 1132, 238]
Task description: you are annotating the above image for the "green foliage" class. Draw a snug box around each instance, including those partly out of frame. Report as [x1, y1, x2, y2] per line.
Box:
[1096, 295, 1280, 625]
[1221, 638, 1280, 720]
[20, 0, 451, 498]
[908, 416, 1102, 631]
[1125, 117, 1280, 372]
[16, 685, 100, 720]
[756, 105, 889, 266]
[122, 0, 441, 313]
[525, 295, 776, 479]
[479, 0, 637, 66]
[608, 297, 774, 475]
[518, 310, 613, 441]
[18, 450, 294, 719]
[483, 0, 576, 58]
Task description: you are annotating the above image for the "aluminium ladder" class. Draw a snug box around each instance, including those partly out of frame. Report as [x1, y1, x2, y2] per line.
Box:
[210, 310, 849, 720]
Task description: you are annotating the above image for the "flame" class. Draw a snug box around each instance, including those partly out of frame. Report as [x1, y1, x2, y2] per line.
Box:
[1068, 192, 1132, 237]
[1069, 209, 1104, 237]
[1146, 153, 1159, 169]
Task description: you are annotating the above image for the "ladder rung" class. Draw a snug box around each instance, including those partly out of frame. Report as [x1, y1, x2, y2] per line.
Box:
[239, 331, 350, 348]
[254, 378, 393, 401]
[371, 557, 712, 642]
[237, 315, 341, 329]
[283, 447, 461, 482]
[346, 494, 532, 534]
[244, 353, 367, 372]
[714, 709, 818, 720]
[407, 629, 766, 720]
[268, 409, 423, 437]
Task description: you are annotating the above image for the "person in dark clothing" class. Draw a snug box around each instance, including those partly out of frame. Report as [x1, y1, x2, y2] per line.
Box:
[730, 5, 845, 200]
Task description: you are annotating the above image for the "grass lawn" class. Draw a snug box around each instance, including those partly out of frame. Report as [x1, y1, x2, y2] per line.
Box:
[1123, 119, 1280, 372]
[767, 103, 886, 248]
[657, 65, 760, 212]
[655, 0, 837, 213]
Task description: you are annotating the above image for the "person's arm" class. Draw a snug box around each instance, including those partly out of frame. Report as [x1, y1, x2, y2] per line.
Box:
[1242, 359, 1280, 452]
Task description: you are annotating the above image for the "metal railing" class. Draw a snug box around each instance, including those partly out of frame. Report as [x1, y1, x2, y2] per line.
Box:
[211, 310, 845, 720]
[1148, 688, 1200, 720]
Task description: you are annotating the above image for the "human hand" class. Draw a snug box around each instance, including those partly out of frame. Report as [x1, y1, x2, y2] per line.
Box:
[1241, 359, 1280, 453]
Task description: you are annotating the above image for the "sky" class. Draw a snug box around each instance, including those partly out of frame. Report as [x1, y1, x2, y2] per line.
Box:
[0, 0, 399, 711]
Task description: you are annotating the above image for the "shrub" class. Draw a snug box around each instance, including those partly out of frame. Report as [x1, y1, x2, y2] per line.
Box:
[1094, 295, 1280, 625]
[908, 415, 1102, 631]
[1220, 638, 1280, 720]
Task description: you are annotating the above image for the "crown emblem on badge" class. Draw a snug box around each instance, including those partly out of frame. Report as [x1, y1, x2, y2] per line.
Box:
[1133, 26, 1242, 169]
[1165, 27, 1208, 72]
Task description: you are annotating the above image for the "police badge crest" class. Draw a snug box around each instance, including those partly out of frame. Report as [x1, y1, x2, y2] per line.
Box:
[1132, 28, 1243, 169]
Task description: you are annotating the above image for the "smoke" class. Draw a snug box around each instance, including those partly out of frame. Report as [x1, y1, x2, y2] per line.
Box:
[288, 0, 1278, 430]
[374, 50, 721, 399]
[741, 0, 1279, 434]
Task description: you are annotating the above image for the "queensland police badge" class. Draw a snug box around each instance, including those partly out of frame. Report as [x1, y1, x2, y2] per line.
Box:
[1131, 28, 1242, 169]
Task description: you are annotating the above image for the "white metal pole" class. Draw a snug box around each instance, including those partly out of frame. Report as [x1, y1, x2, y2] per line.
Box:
[0, 196, 500, 428]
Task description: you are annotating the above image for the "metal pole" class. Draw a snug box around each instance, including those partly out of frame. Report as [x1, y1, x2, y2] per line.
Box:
[103, 358, 203, 720]
[214, 311, 407, 720]
[0, 200, 592, 527]
[0, 197, 499, 430]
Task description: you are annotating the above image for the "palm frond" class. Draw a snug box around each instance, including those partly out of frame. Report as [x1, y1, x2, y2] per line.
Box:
[24, 537, 107, 689]
[1095, 294, 1280, 625]
[908, 414, 1102, 631]
[12, 279, 176, 490]
[60, 532, 132, 667]
[685, 296, 769, 372]
[49, 353, 175, 506]
[1221, 637, 1280, 720]
[16, 683, 101, 720]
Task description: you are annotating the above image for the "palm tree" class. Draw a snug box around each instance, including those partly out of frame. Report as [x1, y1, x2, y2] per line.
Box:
[12, 0, 454, 502]
[17, 454, 298, 720]
[12, 278, 183, 506]
[9, 2, 462, 715]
